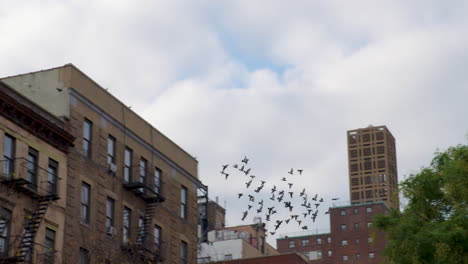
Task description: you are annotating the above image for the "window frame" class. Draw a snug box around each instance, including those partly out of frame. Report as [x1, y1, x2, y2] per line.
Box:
[124, 147, 132, 183]
[341, 240, 348, 246]
[27, 147, 38, 189]
[106, 197, 115, 228]
[44, 228, 56, 264]
[181, 186, 188, 219]
[83, 119, 92, 158]
[181, 241, 188, 264]
[107, 135, 116, 165]
[154, 225, 161, 250]
[79, 248, 89, 264]
[47, 158, 58, 196]
[122, 207, 131, 245]
[0, 208, 11, 256]
[3, 134, 15, 177]
[81, 182, 91, 224]
[154, 167, 162, 194]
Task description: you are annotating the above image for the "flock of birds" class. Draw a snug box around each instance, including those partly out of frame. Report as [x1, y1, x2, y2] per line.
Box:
[220, 156, 339, 235]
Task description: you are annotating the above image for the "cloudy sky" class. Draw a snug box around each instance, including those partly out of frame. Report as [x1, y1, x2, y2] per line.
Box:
[1, 0, 468, 245]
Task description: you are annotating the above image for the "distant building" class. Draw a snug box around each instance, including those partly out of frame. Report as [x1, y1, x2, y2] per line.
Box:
[347, 125, 398, 209]
[208, 252, 309, 264]
[1, 64, 208, 263]
[277, 201, 388, 263]
[198, 201, 278, 263]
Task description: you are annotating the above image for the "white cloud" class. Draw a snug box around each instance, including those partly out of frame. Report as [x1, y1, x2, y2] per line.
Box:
[1, 0, 468, 246]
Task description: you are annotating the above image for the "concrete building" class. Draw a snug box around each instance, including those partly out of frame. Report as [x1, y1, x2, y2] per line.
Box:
[0, 81, 74, 263]
[347, 125, 398, 209]
[1, 64, 208, 263]
[277, 201, 388, 263]
[208, 253, 309, 264]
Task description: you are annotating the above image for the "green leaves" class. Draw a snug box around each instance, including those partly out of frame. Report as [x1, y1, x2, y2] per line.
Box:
[374, 144, 468, 264]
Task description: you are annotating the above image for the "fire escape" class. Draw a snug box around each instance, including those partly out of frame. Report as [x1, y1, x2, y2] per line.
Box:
[0, 158, 59, 263]
[122, 165, 165, 263]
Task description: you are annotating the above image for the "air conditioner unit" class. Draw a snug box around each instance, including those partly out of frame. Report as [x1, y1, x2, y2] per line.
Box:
[108, 163, 117, 173]
[106, 226, 117, 236]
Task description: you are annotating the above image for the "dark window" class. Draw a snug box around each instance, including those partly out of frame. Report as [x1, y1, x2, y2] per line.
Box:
[316, 238, 322, 245]
[154, 225, 161, 250]
[137, 216, 145, 243]
[181, 186, 188, 219]
[81, 182, 90, 224]
[47, 159, 58, 195]
[79, 248, 89, 264]
[2, 134, 15, 177]
[123, 207, 131, 245]
[181, 241, 188, 264]
[154, 167, 162, 194]
[106, 198, 115, 228]
[340, 210, 346, 216]
[139, 158, 147, 184]
[340, 224, 347, 231]
[124, 147, 132, 183]
[27, 147, 38, 190]
[107, 135, 116, 164]
[0, 208, 11, 256]
[354, 223, 359, 229]
[83, 119, 92, 158]
[44, 228, 55, 264]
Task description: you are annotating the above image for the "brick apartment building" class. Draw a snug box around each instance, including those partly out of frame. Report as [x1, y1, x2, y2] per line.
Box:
[277, 125, 397, 263]
[1, 64, 208, 263]
[209, 253, 309, 264]
[0, 81, 74, 263]
[277, 201, 388, 263]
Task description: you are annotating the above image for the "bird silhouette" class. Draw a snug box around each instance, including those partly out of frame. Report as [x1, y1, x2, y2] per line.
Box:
[222, 164, 229, 171]
[300, 188, 306, 197]
[224, 173, 229, 180]
[248, 195, 255, 202]
[274, 220, 283, 230]
[242, 156, 249, 164]
[285, 219, 290, 224]
[281, 177, 287, 181]
[319, 198, 324, 202]
[250, 175, 256, 179]
[233, 164, 238, 169]
[238, 193, 243, 199]
[332, 197, 339, 201]
[244, 168, 251, 175]
[288, 183, 293, 189]
[257, 206, 263, 213]
[297, 169, 303, 175]
[270, 232, 275, 235]
[241, 211, 248, 221]
[288, 168, 294, 175]
[289, 192, 293, 198]
[248, 205, 252, 210]
[270, 194, 275, 201]
[302, 226, 308, 230]
[246, 180, 253, 188]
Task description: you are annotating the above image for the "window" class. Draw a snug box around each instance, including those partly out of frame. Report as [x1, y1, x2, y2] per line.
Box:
[181, 186, 187, 219]
[106, 197, 115, 228]
[327, 250, 332, 257]
[366, 207, 373, 213]
[368, 237, 374, 243]
[356, 253, 361, 260]
[79, 248, 89, 264]
[317, 250, 322, 259]
[341, 240, 348, 246]
[123, 207, 131, 245]
[154, 167, 162, 194]
[340, 224, 347, 231]
[27, 147, 38, 190]
[353, 208, 359, 214]
[139, 158, 147, 185]
[316, 238, 322, 245]
[289, 240, 295, 248]
[340, 209, 346, 216]
[355, 239, 360, 244]
[47, 159, 58, 195]
[367, 222, 372, 228]
[154, 225, 161, 249]
[354, 223, 359, 229]
[83, 119, 92, 157]
[369, 252, 375, 259]
[0, 208, 11, 256]
[343, 255, 349, 261]
[2, 134, 15, 177]
[181, 241, 188, 264]
[81, 183, 90, 224]
[301, 239, 309, 247]
[107, 135, 116, 165]
[137, 216, 145, 242]
[327, 237, 331, 244]
[124, 147, 132, 183]
[44, 228, 55, 264]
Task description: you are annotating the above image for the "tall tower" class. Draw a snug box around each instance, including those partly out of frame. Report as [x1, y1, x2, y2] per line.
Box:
[347, 125, 398, 209]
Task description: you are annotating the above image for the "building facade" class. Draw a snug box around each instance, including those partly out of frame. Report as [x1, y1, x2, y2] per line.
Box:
[277, 201, 388, 263]
[0, 81, 74, 263]
[1, 64, 207, 263]
[347, 125, 398, 209]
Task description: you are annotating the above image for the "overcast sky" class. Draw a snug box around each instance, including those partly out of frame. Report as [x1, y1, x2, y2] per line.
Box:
[1, 0, 467, 246]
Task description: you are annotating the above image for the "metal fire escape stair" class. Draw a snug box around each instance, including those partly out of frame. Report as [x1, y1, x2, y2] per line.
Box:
[15, 196, 54, 263]
[137, 204, 156, 244]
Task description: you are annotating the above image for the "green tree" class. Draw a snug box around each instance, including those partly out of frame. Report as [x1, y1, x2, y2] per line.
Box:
[374, 144, 468, 264]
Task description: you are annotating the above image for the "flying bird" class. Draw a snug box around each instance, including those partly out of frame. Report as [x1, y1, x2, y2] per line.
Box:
[222, 164, 229, 171]
[288, 183, 293, 189]
[302, 226, 308, 230]
[242, 156, 249, 164]
[244, 168, 251, 175]
[281, 177, 287, 181]
[297, 169, 303, 175]
[289, 192, 293, 198]
[332, 198, 340, 201]
[248, 205, 252, 210]
[271, 186, 277, 193]
[237, 193, 243, 199]
[288, 168, 294, 175]
[300, 188, 306, 197]
[248, 195, 255, 202]
[246, 180, 253, 188]
[241, 211, 248, 221]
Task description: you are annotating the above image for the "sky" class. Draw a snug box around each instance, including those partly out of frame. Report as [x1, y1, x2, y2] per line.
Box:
[1, 0, 468, 246]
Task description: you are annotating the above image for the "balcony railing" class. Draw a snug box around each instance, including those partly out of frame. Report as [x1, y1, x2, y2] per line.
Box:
[0, 158, 59, 200]
[122, 228, 164, 263]
[122, 165, 165, 203]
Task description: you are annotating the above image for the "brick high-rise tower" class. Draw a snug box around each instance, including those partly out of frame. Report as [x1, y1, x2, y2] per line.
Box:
[347, 125, 398, 209]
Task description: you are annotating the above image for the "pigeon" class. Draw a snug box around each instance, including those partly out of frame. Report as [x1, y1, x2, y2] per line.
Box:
[224, 173, 229, 180]
[270, 194, 275, 201]
[238, 193, 243, 199]
[288, 168, 294, 175]
[248, 195, 255, 202]
[332, 198, 339, 201]
[248, 205, 252, 210]
[288, 183, 293, 189]
[222, 164, 229, 171]
[244, 168, 251, 175]
[275, 220, 283, 230]
[246, 180, 253, 188]
[258, 200, 264, 206]
[250, 175, 256, 179]
[300, 188, 306, 197]
[233, 164, 238, 169]
[270, 232, 275, 235]
[315, 203, 320, 209]
[242, 156, 249, 164]
[281, 177, 287, 181]
[257, 206, 263, 213]
[242, 211, 248, 221]
[285, 219, 290, 224]
[289, 192, 293, 198]
[319, 198, 324, 202]
[302, 226, 308, 230]
[297, 169, 303, 175]
[271, 186, 277, 193]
